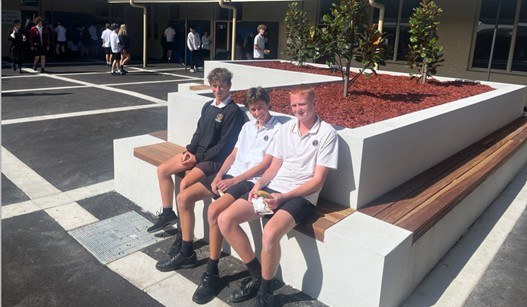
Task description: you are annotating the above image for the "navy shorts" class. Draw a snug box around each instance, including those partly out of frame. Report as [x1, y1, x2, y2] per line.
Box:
[243, 187, 315, 224]
[200, 174, 255, 199]
[105, 47, 112, 55]
[195, 161, 223, 177]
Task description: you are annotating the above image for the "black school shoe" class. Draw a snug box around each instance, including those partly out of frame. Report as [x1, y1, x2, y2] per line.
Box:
[147, 210, 178, 233]
[155, 252, 197, 272]
[256, 291, 274, 307]
[192, 272, 220, 304]
[168, 229, 182, 257]
[229, 276, 261, 303]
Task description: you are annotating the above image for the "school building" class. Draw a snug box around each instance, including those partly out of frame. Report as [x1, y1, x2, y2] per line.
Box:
[3, 0, 527, 87]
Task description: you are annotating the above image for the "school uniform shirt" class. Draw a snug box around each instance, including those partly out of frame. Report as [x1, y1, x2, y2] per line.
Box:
[253, 33, 266, 59]
[101, 28, 112, 47]
[266, 116, 339, 205]
[187, 31, 201, 51]
[109, 31, 121, 53]
[54, 25, 67, 43]
[226, 116, 282, 183]
[186, 97, 246, 164]
[164, 27, 176, 43]
[201, 34, 212, 51]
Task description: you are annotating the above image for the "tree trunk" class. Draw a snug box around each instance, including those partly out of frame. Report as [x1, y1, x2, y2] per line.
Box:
[344, 61, 351, 97]
[420, 59, 428, 84]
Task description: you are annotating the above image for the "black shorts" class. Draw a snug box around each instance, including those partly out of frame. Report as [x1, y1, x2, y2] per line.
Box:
[243, 187, 315, 224]
[200, 174, 255, 199]
[195, 161, 223, 177]
[33, 46, 47, 56]
[104, 47, 112, 55]
[112, 52, 121, 61]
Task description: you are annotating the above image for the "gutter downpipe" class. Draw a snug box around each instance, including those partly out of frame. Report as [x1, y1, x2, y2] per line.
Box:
[219, 0, 237, 61]
[130, 0, 147, 67]
[369, 0, 385, 70]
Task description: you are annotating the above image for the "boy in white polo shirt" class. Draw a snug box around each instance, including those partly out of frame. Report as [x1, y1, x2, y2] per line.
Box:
[155, 87, 282, 305]
[218, 84, 339, 306]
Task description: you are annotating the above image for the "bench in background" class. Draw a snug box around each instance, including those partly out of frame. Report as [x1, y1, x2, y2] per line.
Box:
[360, 116, 527, 242]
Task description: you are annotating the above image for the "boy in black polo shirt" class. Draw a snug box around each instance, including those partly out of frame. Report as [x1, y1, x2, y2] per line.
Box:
[148, 68, 246, 233]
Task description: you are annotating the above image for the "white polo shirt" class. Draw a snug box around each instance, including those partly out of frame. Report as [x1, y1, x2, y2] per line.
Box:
[227, 116, 282, 182]
[267, 116, 338, 205]
[101, 28, 112, 47]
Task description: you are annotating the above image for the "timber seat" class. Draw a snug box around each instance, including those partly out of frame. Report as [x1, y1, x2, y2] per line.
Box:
[359, 116, 527, 242]
[133, 140, 354, 242]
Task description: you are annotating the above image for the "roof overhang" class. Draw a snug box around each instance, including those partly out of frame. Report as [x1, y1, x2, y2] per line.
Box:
[108, 0, 299, 3]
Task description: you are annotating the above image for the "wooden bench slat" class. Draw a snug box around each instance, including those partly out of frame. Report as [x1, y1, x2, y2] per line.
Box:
[375, 120, 527, 224]
[359, 117, 527, 219]
[149, 130, 168, 141]
[397, 132, 527, 241]
[134, 142, 186, 166]
[358, 116, 527, 242]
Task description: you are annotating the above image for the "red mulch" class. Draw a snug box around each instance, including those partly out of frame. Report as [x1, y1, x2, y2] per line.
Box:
[231, 61, 493, 128]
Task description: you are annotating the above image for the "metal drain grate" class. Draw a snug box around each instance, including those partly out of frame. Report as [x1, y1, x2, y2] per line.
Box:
[69, 211, 165, 264]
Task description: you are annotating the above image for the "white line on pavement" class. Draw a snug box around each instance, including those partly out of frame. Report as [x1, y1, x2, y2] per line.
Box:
[1, 104, 166, 125]
[2, 85, 89, 93]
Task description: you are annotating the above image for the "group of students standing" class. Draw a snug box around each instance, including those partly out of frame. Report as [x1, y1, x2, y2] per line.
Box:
[147, 67, 339, 306]
[8, 16, 52, 73]
[100, 22, 131, 75]
[163, 24, 213, 73]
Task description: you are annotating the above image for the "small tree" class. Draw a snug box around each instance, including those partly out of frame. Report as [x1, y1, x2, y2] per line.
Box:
[407, 0, 444, 84]
[284, 1, 315, 66]
[313, 0, 386, 97]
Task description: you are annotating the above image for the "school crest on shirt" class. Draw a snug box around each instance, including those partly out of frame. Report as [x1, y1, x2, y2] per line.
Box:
[215, 113, 224, 123]
[263, 135, 269, 141]
[312, 140, 319, 146]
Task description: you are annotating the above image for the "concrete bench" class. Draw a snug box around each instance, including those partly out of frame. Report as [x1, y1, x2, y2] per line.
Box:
[132, 139, 355, 242]
[360, 116, 527, 242]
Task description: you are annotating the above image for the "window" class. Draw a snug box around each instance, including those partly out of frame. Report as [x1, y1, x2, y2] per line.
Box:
[370, 0, 420, 61]
[472, 0, 527, 73]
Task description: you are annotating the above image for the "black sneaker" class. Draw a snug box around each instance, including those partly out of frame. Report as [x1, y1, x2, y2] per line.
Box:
[192, 272, 220, 304]
[40, 68, 46, 73]
[168, 229, 182, 257]
[120, 66, 128, 74]
[32, 65, 37, 71]
[155, 252, 197, 272]
[256, 291, 274, 307]
[147, 210, 178, 233]
[229, 276, 261, 303]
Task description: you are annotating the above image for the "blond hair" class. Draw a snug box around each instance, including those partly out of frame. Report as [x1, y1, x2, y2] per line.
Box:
[290, 84, 315, 102]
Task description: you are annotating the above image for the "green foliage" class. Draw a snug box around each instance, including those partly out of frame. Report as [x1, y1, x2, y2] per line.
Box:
[283, 2, 316, 66]
[312, 0, 386, 97]
[407, 0, 444, 84]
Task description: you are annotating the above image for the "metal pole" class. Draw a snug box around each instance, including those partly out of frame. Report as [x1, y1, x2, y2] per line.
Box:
[129, 0, 147, 67]
[487, 0, 502, 81]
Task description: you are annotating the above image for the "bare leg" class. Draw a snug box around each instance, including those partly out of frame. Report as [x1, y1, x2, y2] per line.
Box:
[260, 210, 296, 280]
[176, 168, 208, 241]
[207, 194, 236, 260]
[218, 199, 261, 263]
[156, 153, 194, 207]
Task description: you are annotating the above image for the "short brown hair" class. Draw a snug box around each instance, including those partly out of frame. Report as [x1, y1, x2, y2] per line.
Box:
[244, 87, 270, 108]
[290, 84, 315, 102]
[207, 68, 233, 87]
[257, 24, 267, 31]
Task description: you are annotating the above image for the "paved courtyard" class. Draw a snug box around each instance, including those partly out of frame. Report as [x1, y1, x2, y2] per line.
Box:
[1, 60, 526, 306]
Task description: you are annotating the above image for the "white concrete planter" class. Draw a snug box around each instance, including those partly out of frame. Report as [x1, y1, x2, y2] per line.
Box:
[174, 61, 526, 210]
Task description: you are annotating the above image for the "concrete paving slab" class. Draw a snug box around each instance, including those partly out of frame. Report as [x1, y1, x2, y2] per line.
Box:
[0, 211, 163, 306]
[464, 206, 527, 306]
[2, 108, 167, 191]
[1, 174, 30, 205]
[1, 200, 40, 219]
[1, 87, 156, 120]
[44, 202, 99, 231]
